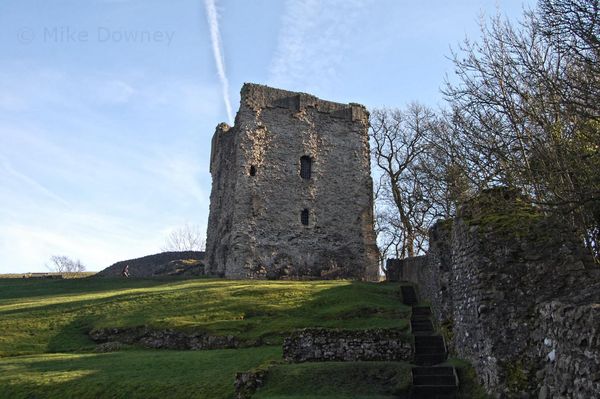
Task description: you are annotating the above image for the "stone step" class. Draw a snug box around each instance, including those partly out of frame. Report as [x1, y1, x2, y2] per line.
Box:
[415, 353, 447, 366]
[413, 375, 457, 386]
[415, 345, 446, 355]
[412, 366, 455, 376]
[405, 283, 459, 398]
[413, 330, 436, 336]
[412, 306, 432, 317]
[411, 314, 432, 321]
[415, 335, 444, 346]
[412, 395, 456, 399]
[413, 330, 437, 339]
[415, 336, 446, 356]
[410, 385, 457, 399]
[411, 320, 434, 332]
[401, 286, 419, 305]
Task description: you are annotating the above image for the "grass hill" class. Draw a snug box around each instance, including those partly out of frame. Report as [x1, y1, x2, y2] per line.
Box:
[94, 251, 205, 277]
[0, 277, 415, 399]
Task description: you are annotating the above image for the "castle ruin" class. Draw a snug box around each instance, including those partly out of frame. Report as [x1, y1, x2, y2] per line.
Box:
[206, 83, 379, 280]
[386, 188, 600, 398]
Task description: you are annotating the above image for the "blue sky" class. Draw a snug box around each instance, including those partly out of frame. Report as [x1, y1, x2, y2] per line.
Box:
[0, 0, 531, 273]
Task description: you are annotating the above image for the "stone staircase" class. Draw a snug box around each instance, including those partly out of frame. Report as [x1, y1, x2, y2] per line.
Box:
[401, 285, 459, 399]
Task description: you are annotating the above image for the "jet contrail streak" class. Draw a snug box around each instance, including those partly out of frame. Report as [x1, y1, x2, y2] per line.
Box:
[204, 0, 233, 124]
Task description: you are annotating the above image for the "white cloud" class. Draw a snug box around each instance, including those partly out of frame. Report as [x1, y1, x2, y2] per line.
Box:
[268, 0, 372, 94]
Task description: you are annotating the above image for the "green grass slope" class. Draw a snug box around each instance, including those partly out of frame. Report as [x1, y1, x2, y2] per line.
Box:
[0, 278, 409, 356]
[0, 278, 411, 399]
[252, 362, 412, 399]
[0, 347, 280, 399]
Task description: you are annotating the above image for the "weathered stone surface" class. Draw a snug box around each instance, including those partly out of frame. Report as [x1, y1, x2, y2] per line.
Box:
[89, 327, 238, 350]
[95, 341, 127, 352]
[387, 188, 600, 398]
[536, 288, 600, 399]
[96, 251, 205, 277]
[234, 370, 267, 399]
[282, 328, 412, 363]
[206, 83, 379, 280]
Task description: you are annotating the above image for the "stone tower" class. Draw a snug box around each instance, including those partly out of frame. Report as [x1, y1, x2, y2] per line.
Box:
[206, 83, 379, 280]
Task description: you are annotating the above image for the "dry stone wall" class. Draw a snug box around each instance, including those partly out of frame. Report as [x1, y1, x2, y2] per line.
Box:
[89, 326, 238, 350]
[234, 370, 267, 399]
[388, 188, 600, 398]
[536, 285, 600, 398]
[206, 83, 379, 280]
[282, 328, 412, 363]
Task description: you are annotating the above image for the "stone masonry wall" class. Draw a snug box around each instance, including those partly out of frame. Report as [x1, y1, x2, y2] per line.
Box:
[206, 83, 379, 280]
[388, 188, 600, 398]
[385, 256, 427, 283]
[89, 326, 239, 350]
[283, 328, 412, 363]
[536, 284, 600, 398]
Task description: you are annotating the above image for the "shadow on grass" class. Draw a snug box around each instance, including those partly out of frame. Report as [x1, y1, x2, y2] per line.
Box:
[182, 281, 412, 344]
[253, 361, 412, 399]
[2, 279, 411, 357]
[46, 317, 97, 354]
[0, 346, 281, 399]
[0, 280, 416, 398]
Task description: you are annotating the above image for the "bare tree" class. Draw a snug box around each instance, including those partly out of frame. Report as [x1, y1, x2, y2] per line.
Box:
[162, 224, 206, 252]
[371, 0, 598, 263]
[46, 255, 86, 276]
[370, 104, 454, 259]
[443, 0, 600, 259]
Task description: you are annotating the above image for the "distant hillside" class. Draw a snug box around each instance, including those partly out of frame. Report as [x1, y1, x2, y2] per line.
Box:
[96, 251, 205, 277]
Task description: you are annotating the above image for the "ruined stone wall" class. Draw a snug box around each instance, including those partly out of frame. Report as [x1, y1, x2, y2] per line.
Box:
[387, 188, 600, 398]
[206, 83, 379, 280]
[385, 256, 427, 284]
[535, 284, 600, 398]
[282, 328, 412, 363]
[206, 122, 238, 277]
[89, 326, 238, 350]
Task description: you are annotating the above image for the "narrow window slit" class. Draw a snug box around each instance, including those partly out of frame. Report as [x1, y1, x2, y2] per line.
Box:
[301, 209, 309, 226]
[249, 165, 256, 176]
[300, 156, 312, 179]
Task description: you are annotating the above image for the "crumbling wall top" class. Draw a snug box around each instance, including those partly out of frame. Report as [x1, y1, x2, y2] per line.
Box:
[240, 83, 368, 122]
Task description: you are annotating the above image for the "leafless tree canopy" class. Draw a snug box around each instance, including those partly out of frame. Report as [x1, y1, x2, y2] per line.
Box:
[371, 0, 599, 261]
[46, 255, 86, 275]
[442, 0, 599, 258]
[162, 224, 206, 252]
[371, 105, 464, 262]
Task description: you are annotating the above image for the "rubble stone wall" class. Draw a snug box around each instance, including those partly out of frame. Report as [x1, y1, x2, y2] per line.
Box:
[536, 287, 600, 398]
[387, 188, 599, 398]
[282, 328, 412, 363]
[89, 327, 238, 350]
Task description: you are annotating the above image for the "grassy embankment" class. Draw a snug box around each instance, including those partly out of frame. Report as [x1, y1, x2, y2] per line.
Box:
[0, 277, 412, 399]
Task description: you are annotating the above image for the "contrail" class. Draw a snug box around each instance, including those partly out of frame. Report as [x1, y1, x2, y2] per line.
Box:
[204, 0, 234, 124]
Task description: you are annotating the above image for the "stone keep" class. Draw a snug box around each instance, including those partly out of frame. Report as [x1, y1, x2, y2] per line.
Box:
[206, 83, 379, 280]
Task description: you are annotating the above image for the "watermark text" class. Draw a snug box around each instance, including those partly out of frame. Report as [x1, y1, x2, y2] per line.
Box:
[17, 26, 175, 46]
